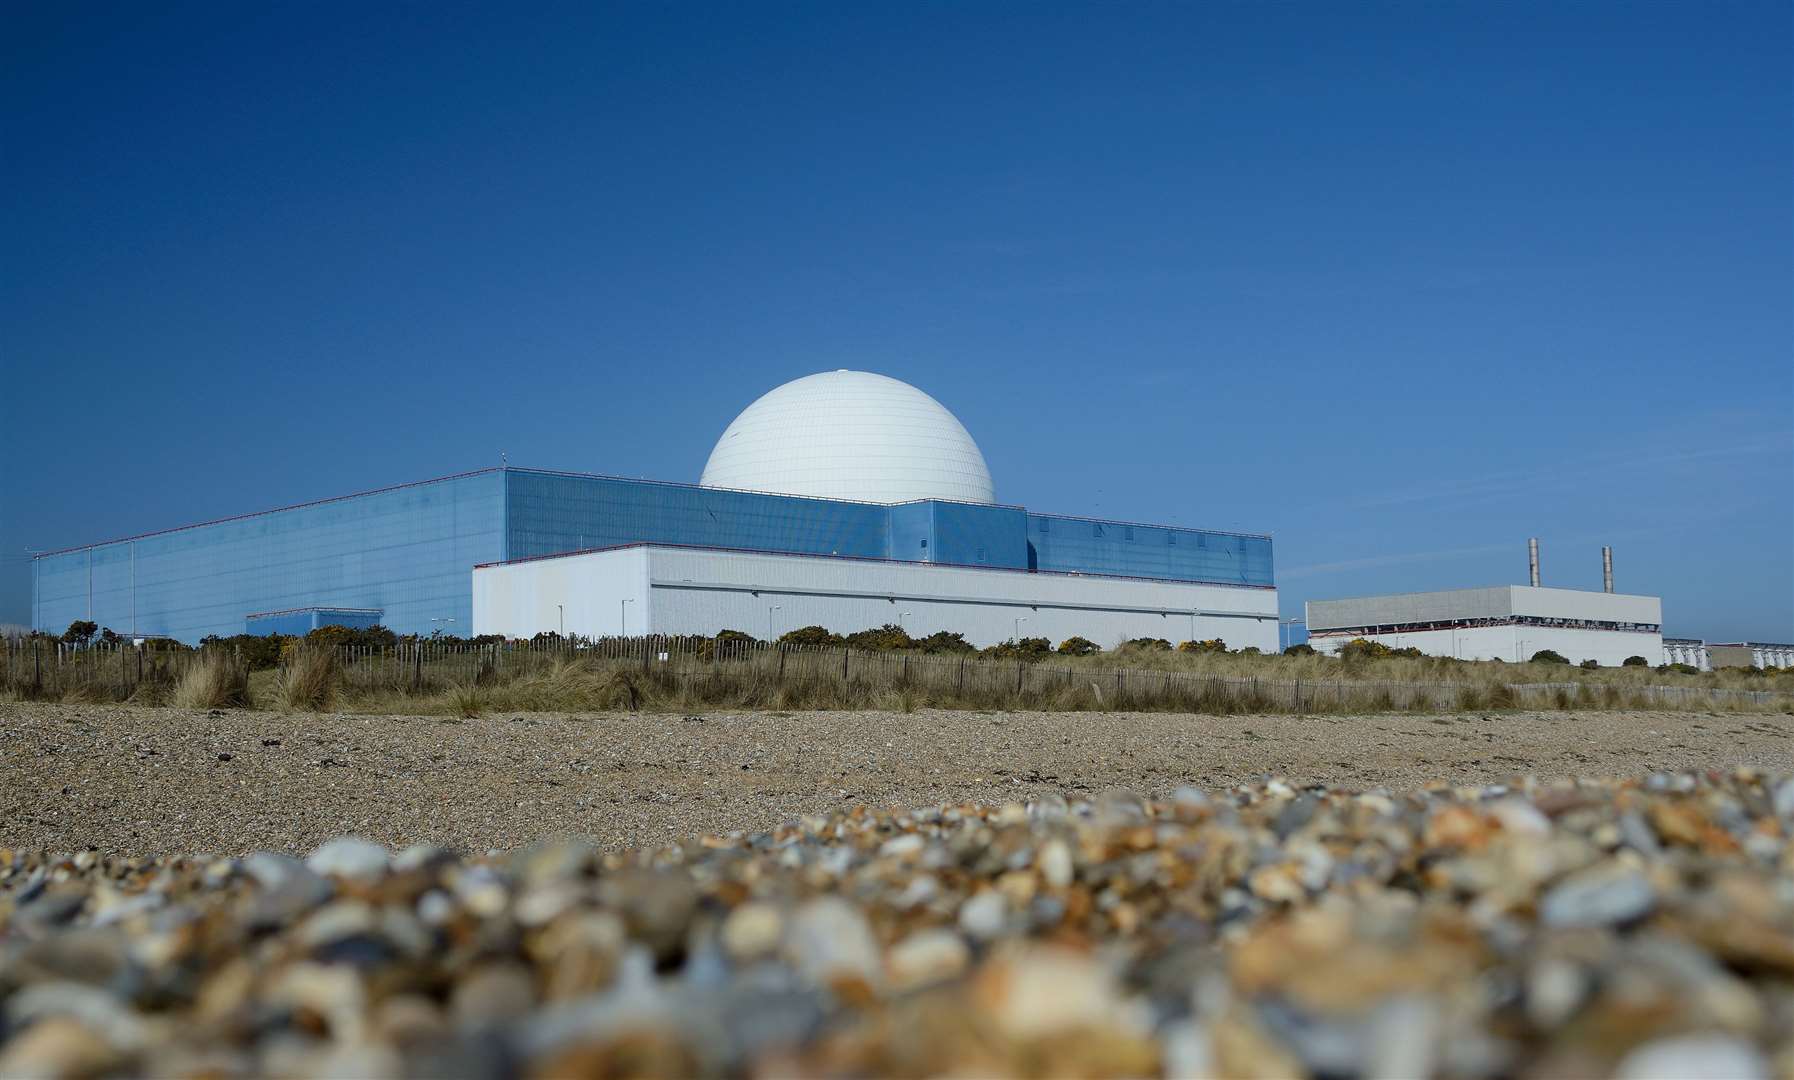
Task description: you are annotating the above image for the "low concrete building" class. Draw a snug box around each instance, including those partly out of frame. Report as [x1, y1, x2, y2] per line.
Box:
[1708, 642, 1794, 670]
[1305, 585, 1662, 667]
[1661, 637, 1711, 670]
[473, 543, 1281, 651]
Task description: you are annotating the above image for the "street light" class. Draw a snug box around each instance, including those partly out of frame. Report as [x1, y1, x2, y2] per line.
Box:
[898, 610, 911, 633]
[1013, 616, 1028, 643]
[621, 598, 634, 637]
[1279, 617, 1303, 653]
[767, 604, 781, 639]
[556, 604, 564, 637]
[431, 617, 456, 639]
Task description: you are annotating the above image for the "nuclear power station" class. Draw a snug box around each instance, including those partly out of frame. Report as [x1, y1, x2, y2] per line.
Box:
[30, 371, 1280, 650]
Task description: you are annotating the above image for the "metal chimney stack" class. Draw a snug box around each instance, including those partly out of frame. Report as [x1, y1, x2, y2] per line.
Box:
[1602, 546, 1613, 593]
[1528, 538, 1540, 587]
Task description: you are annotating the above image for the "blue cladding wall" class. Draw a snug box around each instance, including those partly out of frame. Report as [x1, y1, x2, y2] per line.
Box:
[1027, 513, 1274, 587]
[507, 471, 891, 561]
[887, 503, 934, 562]
[33, 472, 505, 642]
[245, 608, 386, 637]
[33, 467, 1274, 643]
[928, 502, 1028, 568]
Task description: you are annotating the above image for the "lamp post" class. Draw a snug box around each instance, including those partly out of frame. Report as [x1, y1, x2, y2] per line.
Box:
[431, 617, 456, 639]
[1013, 616, 1028, 644]
[1190, 609, 1200, 644]
[621, 598, 633, 637]
[556, 604, 564, 638]
[898, 611, 911, 634]
[767, 604, 781, 640]
[1279, 617, 1303, 653]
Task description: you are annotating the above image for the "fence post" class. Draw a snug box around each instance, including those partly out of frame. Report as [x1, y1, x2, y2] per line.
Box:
[1016, 660, 1023, 694]
[778, 643, 787, 683]
[842, 645, 850, 685]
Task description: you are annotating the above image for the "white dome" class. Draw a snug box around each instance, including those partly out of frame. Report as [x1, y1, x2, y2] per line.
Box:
[700, 370, 995, 504]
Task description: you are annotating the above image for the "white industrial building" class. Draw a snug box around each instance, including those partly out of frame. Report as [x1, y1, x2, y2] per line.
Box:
[1305, 584, 1662, 667]
[474, 543, 1281, 650]
[465, 370, 1280, 649]
[1661, 638, 1711, 670]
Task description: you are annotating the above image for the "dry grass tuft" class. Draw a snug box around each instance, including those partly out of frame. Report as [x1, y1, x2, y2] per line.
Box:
[170, 652, 251, 709]
[273, 646, 340, 712]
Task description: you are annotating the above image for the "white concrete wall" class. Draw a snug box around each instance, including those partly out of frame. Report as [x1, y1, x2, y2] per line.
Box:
[1309, 625, 1662, 667]
[473, 545, 1280, 651]
[1661, 640, 1711, 670]
[1307, 586, 1660, 632]
[472, 547, 651, 639]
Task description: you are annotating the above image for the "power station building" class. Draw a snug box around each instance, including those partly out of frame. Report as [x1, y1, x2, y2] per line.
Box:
[1304, 542, 1663, 667]
[31, 371, 1280, 650]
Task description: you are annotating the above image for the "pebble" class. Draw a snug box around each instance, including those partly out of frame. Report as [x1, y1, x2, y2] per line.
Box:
[1615, 1034, 1770, 1080]
[957, 888, 1008, 940]
[1540, 862, 1656, 927]
[306, 836, 391, 883]
[719, 902, 782, 961]
[1, 770, 1790, 1076]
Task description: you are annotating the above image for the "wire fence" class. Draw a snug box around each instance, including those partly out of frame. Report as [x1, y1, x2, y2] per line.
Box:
[3, 635, 1789, 713]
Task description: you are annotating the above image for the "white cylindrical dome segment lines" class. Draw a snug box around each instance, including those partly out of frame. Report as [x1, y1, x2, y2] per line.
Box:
[699, 370, 995, 504]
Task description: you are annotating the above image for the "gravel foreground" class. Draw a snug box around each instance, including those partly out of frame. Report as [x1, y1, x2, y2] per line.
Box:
[2, 772, 1793, 1078]
[2, 703, 1790, 856]
[2, 705, 1794, 1077]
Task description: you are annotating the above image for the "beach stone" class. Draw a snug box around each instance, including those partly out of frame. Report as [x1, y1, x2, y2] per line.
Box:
[1036, 838, 1074, 889]
[306, 836, 390, 883]
[973, 945, 1122, 1038]
[597, 869, 697, 961]
[1615, 1034, 1769, 1080]
[1540, 863, 1654, 927]
[243, 852, 332, 923]
[784, 897, 881, 991]
[720, 902, 783, 961]
[0, 1016, 125, 1077]
[6, 981, 146, 1051]
[452, 963, 538, 1030]
[958, 889, 1008, 940]
[878, 833, 924, 859]
[1095, 787, 1149, 826]
[886, 928, 970, 992]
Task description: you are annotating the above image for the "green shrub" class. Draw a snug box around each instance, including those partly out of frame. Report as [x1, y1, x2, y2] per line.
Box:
[61, 620, 98, 646]
[307, 624, 398, 650]
[915, 631, 975, 654]
[779, 625, 844, 647]
[1622, 655, 1649, 667]
[714, 629, 757, 645]
[197, 633, 289, 671]
[845, 624, 914, 651]
[1126, 638, 1174, 652]
[1339, 638, 1393, 662]
[1530, 649, 1570, 665]
[982, 637, 1052, 660]
[1176, 638, 1226, 654]
[1057, 636, 1100, 657]
[1283, 643, 1317, 657]
[1579, 659, 1600, 670]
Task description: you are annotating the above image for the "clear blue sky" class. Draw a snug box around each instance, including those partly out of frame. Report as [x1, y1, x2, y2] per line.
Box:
[3, 3, 1789, 641]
